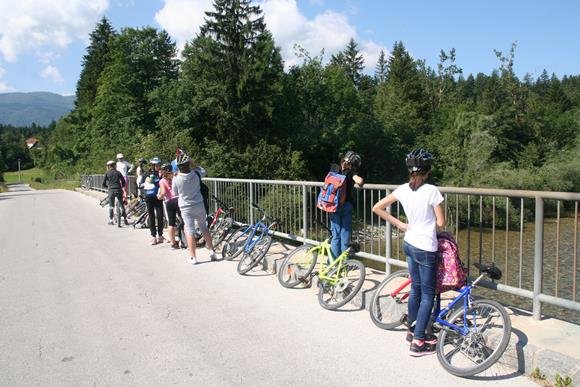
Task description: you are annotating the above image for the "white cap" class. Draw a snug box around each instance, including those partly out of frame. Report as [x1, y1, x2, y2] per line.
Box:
[106, 160, 115, 166]
[116, 153, 124, 159]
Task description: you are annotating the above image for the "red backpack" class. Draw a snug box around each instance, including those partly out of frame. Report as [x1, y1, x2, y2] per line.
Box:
[317, 172, 347, 213]
[436, 231, 467, 294]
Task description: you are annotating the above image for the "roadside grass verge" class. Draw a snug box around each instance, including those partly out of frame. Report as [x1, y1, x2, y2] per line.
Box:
[3, 168, 80, 190]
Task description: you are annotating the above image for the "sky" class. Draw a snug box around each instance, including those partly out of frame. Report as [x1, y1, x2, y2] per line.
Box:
[0, 0, 578, 96]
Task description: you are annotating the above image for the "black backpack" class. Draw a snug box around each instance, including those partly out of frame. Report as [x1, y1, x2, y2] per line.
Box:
[194, 170, 209, 214]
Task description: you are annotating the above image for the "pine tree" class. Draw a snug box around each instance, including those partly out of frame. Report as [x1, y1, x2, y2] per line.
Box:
[75, 18, 117, 109]
[375, 49, 388, 84]
[330, 38, 364, 85]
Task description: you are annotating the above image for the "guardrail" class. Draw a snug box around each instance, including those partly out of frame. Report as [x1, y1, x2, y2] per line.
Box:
[81, 174, 580, 321]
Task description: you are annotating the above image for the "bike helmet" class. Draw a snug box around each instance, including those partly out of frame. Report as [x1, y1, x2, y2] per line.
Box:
[106, 160, 115, 166]
[405, 148, 434, 172]
[116, 153, 124, 159]
[161, 163, 172, 172]
[343, 151, 361, 170]
[176, 152, 191, 165]
[138, 158, 147, 164]
[149, 157, 161, 165]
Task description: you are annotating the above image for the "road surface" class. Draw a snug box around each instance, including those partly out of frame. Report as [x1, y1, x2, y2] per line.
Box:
[0, 186, 533, 386]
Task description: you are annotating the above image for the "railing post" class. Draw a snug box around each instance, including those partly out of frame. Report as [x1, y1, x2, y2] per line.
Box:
[533, 196, 544, 320]
[302, 184, 308, 239]
[385, 189, 392, 275]
[249, 182, 254, 225]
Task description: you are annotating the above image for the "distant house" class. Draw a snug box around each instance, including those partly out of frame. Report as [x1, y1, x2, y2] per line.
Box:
[26, 137, 39, 149]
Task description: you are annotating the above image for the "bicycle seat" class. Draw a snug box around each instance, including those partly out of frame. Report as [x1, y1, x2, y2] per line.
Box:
[474, 262, 502, 281]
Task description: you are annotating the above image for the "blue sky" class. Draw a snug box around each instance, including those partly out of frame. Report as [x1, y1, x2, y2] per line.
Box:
[0, 0, 578, 96]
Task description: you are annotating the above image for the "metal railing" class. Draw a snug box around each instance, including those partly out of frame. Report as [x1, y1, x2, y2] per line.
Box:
[81, 175, 580, 321]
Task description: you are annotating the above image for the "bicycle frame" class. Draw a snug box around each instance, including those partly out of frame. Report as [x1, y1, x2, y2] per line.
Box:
[239, 218, 274, 254]
[434, 273, 486, 336]
[310, 239, 351, 286]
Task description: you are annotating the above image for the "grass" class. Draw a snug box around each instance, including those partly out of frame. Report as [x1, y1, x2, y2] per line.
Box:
[3, 168, 80, 191]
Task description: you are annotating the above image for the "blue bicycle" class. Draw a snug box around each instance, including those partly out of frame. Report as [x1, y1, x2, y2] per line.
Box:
[372, 262, 511, 377]
[221, 203, 280, 275]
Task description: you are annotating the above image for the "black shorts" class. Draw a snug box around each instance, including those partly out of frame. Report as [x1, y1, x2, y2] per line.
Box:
[165, 198, 180, 227]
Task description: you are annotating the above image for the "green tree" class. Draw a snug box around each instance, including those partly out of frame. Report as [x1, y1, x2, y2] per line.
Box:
[375, 49, 388, 84]
[75, 17, 117, 109]
[330, 38, 364, 86]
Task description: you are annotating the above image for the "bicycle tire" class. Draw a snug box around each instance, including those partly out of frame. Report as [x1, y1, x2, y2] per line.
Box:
[277, 245, 318, 288]
[436, 299, 511, 377]
[237, 235, 273, 275]
[318, 259, 366, 310]
[369, 270, 411, 330]
[211, 217, 233, 247]
[222, 228, 249, 260]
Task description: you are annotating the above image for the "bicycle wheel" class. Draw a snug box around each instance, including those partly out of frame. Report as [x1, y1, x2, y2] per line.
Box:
[436, 299, 511, 377]
[277, 245, 318, 288]
[222, 228, 250, 260]
[318, 259, 366, 310]
[369, 270, 411, 330]
[237, 235, 273, 275]
[211, 217, 233, 247]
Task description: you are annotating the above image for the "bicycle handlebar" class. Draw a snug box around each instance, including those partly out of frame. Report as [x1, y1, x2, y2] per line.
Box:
[251, 202, 282, 226]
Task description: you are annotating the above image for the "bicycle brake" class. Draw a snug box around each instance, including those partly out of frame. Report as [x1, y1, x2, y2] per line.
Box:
[298, 271, 318, 284]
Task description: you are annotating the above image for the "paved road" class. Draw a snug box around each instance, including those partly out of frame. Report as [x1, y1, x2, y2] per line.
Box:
[0, 187, 534, 386]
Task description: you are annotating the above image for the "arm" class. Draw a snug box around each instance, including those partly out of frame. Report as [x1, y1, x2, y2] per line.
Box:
[119, 172, 126, 188]
[102, 173, 108, 189]
[372, 193, 408, 232]
[434, 204, 446, 228]
[353, 174, 364, 187]
[157, 181, 166, 201]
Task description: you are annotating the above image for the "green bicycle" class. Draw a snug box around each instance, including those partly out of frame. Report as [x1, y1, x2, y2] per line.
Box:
[277, 222, 366, 310]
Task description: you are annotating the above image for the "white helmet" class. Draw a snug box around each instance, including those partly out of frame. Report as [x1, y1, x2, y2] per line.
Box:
[116, 153, 124, 159]
[106, 160, 115, 166]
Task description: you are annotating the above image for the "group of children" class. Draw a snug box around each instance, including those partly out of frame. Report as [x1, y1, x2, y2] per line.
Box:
[104, 147, 446, 356]
[104, 150, 217, 265]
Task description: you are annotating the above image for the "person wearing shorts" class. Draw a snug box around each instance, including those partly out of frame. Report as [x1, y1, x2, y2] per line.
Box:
[171, 152, 217, 265]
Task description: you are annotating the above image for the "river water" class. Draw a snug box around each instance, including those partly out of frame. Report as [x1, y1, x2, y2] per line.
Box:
[359, 217, 579, 324]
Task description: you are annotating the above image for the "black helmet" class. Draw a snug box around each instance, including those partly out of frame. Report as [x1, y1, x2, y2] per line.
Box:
[405, 148, 433, 172]
[343, 151, 361, 170]
[176, 152, 191, 165]
[138, 158, 147, 164]
[160, 163, 172, 172]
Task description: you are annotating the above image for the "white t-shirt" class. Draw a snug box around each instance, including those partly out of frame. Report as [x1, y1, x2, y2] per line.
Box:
[116, 160, 133, 178]
[393, 183, 444, 252]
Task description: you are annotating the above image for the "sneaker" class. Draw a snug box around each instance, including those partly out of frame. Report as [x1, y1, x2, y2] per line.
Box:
[157, 236, 165, 244]
[190, 256, 198, 265]
[151, 237, 159, 245]
[409, 340, 436, 357]
[108, 219, 114, 225]
[171, 242, 180, 250]
[406, 330, 414, 343]
[209, 250, 218, 261]
[124, 218, 129, 226]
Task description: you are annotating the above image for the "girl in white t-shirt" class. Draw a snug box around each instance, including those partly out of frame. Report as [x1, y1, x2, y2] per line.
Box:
[372, 149, 445, 357]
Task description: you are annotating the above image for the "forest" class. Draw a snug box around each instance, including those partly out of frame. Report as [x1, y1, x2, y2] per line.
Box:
[1, 0, 579, 192]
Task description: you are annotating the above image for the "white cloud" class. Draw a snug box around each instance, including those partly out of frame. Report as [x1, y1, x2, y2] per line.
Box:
[258, 0, 387, 71]
[0, 65, 10, 92]
[0, 0, 109, 62]
[41, 65, 64, 83]
[154, 0, 214, 50]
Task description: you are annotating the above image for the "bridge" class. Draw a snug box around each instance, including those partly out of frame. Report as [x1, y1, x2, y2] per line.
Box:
[1, 182, 579, 385]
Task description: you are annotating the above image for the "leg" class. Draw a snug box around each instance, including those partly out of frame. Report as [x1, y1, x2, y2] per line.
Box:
[107, 191, 115, 220]
[329, 211, 341, 259]
[413, 251, 437, 339]
[155, 199, 164, 237]
[145, 197, 156, 238]
[116, 191, 127, 219]
[405, 242, 422, 333]
[338, 202, 353, 254]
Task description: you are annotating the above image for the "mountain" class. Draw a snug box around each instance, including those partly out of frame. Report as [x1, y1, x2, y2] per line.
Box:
[0, 92, 75, 127]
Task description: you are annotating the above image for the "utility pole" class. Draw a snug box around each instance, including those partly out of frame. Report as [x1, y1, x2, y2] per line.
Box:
[18, 158, 21, 183]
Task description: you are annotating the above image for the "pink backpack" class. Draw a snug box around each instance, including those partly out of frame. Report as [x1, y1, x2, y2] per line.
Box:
[436, 231, 467, 294]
